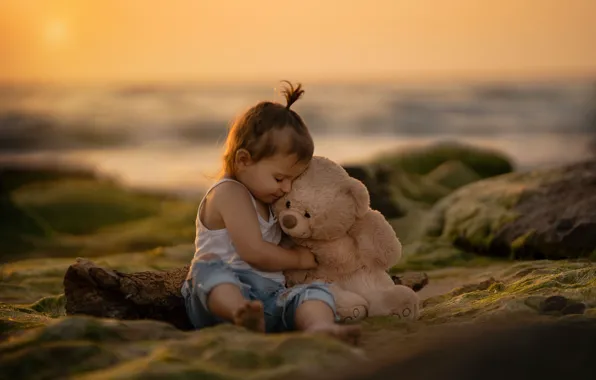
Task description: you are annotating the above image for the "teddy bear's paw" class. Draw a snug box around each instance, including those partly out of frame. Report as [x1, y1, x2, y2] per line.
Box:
[338, 305, 368, 323]
[390, 305, 419, 320]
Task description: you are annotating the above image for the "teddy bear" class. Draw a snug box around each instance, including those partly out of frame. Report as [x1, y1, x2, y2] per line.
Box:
[273, 156, 420, 322]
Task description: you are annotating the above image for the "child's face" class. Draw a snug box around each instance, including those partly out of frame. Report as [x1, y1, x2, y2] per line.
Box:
[236, 152, 309, 205]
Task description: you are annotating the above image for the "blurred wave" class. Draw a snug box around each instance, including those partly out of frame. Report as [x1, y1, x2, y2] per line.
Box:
[1, 79, 594, 193]
[1, 80, 594, 151]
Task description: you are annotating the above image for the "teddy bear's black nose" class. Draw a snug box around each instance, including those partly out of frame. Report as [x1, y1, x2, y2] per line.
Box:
[282, 214, 297, 229]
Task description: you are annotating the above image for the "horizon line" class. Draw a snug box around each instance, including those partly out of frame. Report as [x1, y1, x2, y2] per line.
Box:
[1, 68, 596, 88]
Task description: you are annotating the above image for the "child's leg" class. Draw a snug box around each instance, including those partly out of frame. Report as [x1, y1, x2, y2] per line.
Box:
[279, 283, 361, 345]
[182, 257, 265, 332]
[208, 283, 265, 333]
[295, 300, 361, 345]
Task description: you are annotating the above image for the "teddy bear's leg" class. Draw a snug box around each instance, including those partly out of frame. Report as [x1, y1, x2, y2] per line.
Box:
[365, 285, 421, 320]
[330, 285, 369, 323]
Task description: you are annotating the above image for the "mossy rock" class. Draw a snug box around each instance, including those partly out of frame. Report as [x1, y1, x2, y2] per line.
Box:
[386, 168, 453, 206]
[0, 192, 51, 256]
[393, 238, 499, 272]
[353, 142, 513, 209]
[425, 160, 482, 190]
[342, 164, 406, 219]
[423, 160, 596, 259]
[374, 141, 514, 178]
[0, 161, 98, 193]
[11, 179, 166, 235]
[0, 304, 54, 339]
[0, 317, 365, 380]
[1, 163, 198, 260]
[420, 260, 596, 324]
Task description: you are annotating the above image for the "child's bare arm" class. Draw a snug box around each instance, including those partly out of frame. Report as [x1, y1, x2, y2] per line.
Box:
[213, 182, 316, 272]
[279, 233, 296, 249]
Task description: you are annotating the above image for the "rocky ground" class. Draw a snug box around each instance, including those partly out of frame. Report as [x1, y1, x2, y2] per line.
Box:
[1, 141, 595, 379]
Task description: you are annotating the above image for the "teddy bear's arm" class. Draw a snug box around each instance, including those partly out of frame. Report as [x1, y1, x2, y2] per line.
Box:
[350, 210, 402, 269]
[283, 269, 313, 287]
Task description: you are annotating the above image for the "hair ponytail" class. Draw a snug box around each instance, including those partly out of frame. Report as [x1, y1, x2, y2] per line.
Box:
[281, 80, 304, 109]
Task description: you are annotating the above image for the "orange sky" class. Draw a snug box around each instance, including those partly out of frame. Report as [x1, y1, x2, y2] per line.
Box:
[1, 0, 595, 84]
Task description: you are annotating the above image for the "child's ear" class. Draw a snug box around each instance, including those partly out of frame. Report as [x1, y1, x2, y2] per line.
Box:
[346, 177, 370, 218]
[235, 149, 253, 169]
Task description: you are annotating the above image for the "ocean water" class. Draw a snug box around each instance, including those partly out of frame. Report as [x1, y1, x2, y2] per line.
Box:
[1, 79, 595, 196]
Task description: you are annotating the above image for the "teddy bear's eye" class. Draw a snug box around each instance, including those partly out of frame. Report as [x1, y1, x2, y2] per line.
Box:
[286, 201, 291, 209]
[304, 212, 311, 218]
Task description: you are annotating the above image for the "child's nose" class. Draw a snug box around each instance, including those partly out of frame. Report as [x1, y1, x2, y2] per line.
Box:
[281, 179, 291, 193]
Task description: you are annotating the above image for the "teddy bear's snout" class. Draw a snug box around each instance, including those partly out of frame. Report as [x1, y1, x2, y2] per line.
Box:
[282, 214, 298, 229]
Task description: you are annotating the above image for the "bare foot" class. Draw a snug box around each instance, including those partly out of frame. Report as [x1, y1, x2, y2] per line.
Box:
[306, 323, 362, 345]
[233, 300, 265, 333]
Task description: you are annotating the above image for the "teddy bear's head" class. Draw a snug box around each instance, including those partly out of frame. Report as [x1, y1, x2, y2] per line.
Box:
[273, 156, 370, 240]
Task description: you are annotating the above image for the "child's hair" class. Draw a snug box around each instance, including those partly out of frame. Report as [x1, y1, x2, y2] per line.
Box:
[221, 81, 314, 176]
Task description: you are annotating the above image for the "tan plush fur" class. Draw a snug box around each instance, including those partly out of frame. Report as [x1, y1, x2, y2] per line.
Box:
[273, 156, 420, 322]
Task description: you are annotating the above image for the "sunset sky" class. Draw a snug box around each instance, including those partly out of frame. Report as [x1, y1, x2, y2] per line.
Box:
[1, 0, 595, 84]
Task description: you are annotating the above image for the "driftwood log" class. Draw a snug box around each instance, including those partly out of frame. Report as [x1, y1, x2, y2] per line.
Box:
[63, 258, 428, 329]
[63, 258, 194, 329]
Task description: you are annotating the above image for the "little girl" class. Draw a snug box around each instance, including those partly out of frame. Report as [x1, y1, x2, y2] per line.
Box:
[181, 81, 361, 344]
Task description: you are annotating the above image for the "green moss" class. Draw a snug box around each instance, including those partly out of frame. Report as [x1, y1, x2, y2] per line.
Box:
[1, 259, 594, 379]
[0, 162, 200, 261]
[0, 163, 98, 192]
[374, 141, 514, 178]
[509, 230, 536, 257]
[0, 319, 365, 380]
[387, 170, 453, 205]
[0, 295, 67, 340]
[2, 172, 198, 261]
[420, 261, 596, 323]
[27, 294, 66, 317]
[425, 160, 482, 190]
[11, 179, 166, 235]
[0, 192, 53, 256]
[419, 166, 566, 257]
[0, 340, 120, 380]
[0, 303, 53, 338]
[392, 238, 502, 272]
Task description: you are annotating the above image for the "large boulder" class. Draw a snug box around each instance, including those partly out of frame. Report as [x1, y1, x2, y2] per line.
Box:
[0, 162, 197, 260]
[374, 141, 514, 179]
[424, 159, 596, 259]
[425, 160, 482, 190]
[344, 142, 515, 217]
[343, 164, 406, 218]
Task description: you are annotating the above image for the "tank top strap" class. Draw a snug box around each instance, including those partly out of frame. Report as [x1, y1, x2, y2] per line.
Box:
[198, 178, 258, 212]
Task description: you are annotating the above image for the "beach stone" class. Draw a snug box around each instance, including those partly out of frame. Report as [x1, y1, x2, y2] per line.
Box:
[539, 295, 570, 313]
[343, 164, 405, 218]
[425, 159, 596, 259]
[562, 302, 587, 315]
[391, 272, 429, 292]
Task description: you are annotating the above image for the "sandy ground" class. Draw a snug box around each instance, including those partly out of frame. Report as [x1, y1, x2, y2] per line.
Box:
[415, 265, 502, 300]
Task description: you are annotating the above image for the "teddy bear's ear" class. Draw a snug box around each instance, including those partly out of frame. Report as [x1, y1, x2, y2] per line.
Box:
[346, 177, 370, 218]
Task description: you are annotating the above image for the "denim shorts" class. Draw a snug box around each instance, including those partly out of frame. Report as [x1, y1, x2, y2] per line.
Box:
[181, 259, 338, 332]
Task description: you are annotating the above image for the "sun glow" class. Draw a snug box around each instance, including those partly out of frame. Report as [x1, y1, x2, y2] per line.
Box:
[1, 0, 594, 83]
[43, 20, 69, 48]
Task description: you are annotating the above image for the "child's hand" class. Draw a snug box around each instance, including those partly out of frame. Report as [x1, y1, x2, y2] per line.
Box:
[294, 246, 318, 269]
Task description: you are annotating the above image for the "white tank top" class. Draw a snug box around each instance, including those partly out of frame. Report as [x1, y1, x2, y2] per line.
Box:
[192, 178, 285, 283]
